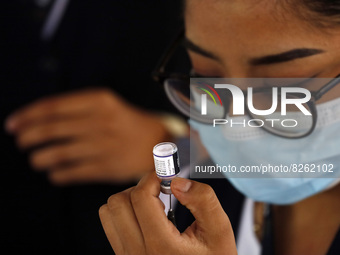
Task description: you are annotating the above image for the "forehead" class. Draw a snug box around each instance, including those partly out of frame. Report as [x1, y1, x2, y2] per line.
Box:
[184, 0, 317, 58]
[185, 0, 296, 30]
[185, 0, 283, 31]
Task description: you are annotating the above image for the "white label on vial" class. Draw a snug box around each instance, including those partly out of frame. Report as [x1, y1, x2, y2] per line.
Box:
[154, 155, 176, 177]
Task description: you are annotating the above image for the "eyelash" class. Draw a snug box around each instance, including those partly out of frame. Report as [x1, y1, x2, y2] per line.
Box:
[190, 69, 220, 78]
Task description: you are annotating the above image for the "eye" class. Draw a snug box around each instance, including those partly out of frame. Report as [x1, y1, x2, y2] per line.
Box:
[190, 69, 204, 78]
[190, 69, 221, 78]
[262, 75, 318, 88]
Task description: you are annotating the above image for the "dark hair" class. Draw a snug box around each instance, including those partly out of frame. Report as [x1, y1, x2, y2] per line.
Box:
[304, 0, 340, 16]
[299, 0, 340, 26]
[184, 0, 340, 27]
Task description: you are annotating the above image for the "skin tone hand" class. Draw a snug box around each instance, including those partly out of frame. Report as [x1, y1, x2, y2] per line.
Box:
[5, 89, 171, 184]
[99, 172, 237, 255]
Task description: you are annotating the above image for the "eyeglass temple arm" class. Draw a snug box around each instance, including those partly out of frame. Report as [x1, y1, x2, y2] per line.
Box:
[152, 28, 185, 83]
[314, 74, 340, 101]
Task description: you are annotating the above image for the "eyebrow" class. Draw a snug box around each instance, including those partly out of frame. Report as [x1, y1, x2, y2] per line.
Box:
[250, 48, 325, 65]
[183, 37, 325, 65]
[183, 37, 220, 60]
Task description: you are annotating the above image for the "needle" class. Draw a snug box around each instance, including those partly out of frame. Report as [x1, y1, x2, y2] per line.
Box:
[167, 194, 176, 227]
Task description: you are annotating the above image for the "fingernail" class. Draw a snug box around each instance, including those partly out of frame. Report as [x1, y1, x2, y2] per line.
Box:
[172, 178, 192, 193]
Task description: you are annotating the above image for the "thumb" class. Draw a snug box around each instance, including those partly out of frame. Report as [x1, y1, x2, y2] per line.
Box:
[171, 177, 232, 234]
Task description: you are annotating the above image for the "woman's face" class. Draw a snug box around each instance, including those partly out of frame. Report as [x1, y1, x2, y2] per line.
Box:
[185, 0, 340, 101]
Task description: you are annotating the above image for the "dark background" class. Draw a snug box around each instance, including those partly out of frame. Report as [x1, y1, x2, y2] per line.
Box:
[0, 1, 182, 254]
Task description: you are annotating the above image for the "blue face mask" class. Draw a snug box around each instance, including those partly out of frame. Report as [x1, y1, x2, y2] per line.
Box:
[189, 98, 340, 205]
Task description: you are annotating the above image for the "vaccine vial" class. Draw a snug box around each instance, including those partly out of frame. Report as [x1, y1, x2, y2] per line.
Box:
[153, 142, 180, 194]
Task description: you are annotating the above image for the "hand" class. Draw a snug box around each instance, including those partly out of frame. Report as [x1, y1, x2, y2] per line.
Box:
[5, 88, 171, 184]
[99, 172, 237, 255]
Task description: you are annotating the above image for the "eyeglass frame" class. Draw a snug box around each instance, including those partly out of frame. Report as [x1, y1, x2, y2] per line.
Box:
[152, 29, 340, 139]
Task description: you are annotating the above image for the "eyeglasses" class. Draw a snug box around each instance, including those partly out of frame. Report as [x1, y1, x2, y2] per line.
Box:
[152, 29, 340, 139]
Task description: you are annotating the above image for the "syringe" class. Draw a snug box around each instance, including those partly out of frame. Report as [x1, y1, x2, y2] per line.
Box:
[153, 142, 180, 227]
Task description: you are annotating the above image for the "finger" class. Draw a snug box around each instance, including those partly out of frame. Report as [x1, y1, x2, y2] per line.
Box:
[48, 159, 110, 185]
[48, 154, 147, 185]
[171, 178, 232, 234]
[130, 172, 179, 245]
[99, 204, 124, 254]
[15, 118, 94, 149]
[105, 189, 146, 254]
[30, 140, 102, 170]
[5, 89, 113, 133]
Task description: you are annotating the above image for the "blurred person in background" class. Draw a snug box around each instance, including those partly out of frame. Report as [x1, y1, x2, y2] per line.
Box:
[0, 0, 187, 254]
[99, 0, 340, 254]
